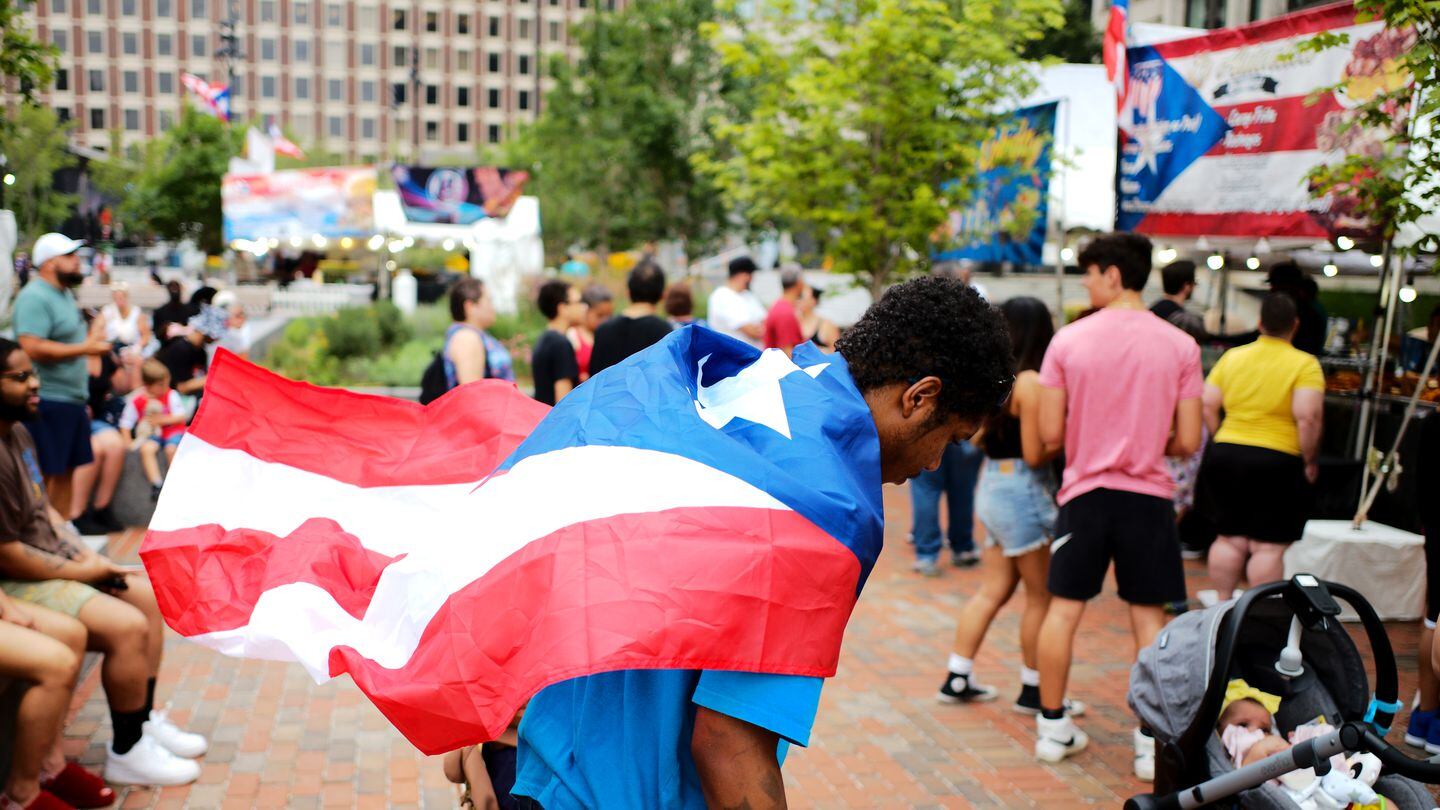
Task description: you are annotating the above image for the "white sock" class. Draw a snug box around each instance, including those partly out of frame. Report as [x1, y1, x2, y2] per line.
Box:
[948, 654, 973, 676]
[1020, 666, 1040, 687]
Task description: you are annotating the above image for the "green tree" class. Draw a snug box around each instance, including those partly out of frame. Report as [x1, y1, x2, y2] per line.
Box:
[0, 0, 57, 110]
[1023, 0, 1100, 63]
[698, 0, 1063, 294]
[0, 104, 77, 240]
[119, 105, 240, 254]
[509, 0, 737, 260]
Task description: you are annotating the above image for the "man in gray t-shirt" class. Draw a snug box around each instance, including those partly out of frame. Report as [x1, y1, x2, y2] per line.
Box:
[12, 233, 111, 519]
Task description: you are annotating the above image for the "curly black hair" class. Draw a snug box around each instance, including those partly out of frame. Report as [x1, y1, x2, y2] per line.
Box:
[836, 277, 1013, 423]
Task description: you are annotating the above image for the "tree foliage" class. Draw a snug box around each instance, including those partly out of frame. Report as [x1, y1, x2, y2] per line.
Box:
[115, 106, 241, 254]
[697, 0, 1063, 294]
[1023, 0, 1100, 64]
[0, 104, 77, 241]
[509, 0, 738, 259]
[0, 0, 57, 112]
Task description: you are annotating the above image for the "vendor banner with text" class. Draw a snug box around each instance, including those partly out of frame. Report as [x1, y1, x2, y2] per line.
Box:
[1117, 2, 1413, 238]
[223, 168, 377, 242]
[391, 165, 531, 225]
[934, 102, 1057, 267]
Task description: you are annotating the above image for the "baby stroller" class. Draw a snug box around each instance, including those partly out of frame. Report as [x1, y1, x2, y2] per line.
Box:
[1126, 575, 1440, 809]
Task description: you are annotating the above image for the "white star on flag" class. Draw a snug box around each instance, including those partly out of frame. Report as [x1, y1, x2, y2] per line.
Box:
[694, 350, 830, 439]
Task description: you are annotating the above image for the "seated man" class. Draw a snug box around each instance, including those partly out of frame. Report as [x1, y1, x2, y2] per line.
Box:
[0, 338, 205, 787]
[0, 587, 113, 810]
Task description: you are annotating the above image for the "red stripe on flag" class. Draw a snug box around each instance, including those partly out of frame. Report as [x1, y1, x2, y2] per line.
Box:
[144, 519, 401, 637]
[1150, 1, 1358, 60]
[1206, 94, 1342, 156]
[143, 505, 860, 754]
[1136, 211, 1326, 237]
[189, 350, 548, 487]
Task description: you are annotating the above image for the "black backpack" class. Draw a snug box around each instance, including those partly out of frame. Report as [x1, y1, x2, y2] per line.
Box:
[418, 349, 451, 405]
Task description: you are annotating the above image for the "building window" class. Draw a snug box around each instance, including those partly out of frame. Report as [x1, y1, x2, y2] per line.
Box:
[487, 124, 501, 144]
[360, 43, 375, 65]
[90, 108, 105, 130]
[392, 45, 409, 66]
[518, 90, 531, 110]
[327, 3, 342, 26]
[328, 116, 343, 137]
[158, 72, 174, 93]
[457, 86, 470, 106]
[518, 55, 531, 75]
[159, 110, 174, 130]
[425, 120, 438, 141]
[51, 30, 66, 54]
[487, 87, 500, 108]
[191, 0, 206, 18]
[424, 47, 438, 69]
[487, 52, 501, 73]
[1185, 0, 1225, 27]
[457, 50, 471, 71]
[391, 82, 406, 104]
[156, 0, 171, 14]
[361, 118, 376, 139]
[123, 32, 139, 55]
[121, 0, 136, 14]
[550, 0, 558, 5]
[425, 10, 438, 32]
[86, 0, 100, 12]
[294, 1, 309, 24]
[87, 31, 102, 56]
[157, 34, 173, 56]
[425, 84, 438, 105]
[260, 38, 275, 60]
[360, 80, 376, 102]
[294, 114, 312, 136]
[549, 21, 561, 42]
[123, 71, 139, 93]
[192, 34, 207, 57]
[294, 39, 309, 62]
[88, 69, 104, 91]
[325, 79, 342, 101]
[357, 5, 377, 29]
[325, 40, 344, 64]
[124, 109, 140, 130]
[232, 74, 244, 94]
[392, 9, 406, 29]
[295, 77, 310, 99]
[458, 14, 470, 34]
[518, 19, 530, 39]
[51, 0, 66, 12]
[55, 69, 68, 91]
[260, 75, 276, 97]
[457, 122, 469, 143]
[578, 0, 587, 7]
[260, 0, 276, 22]
[488, 16, 500, 36]
[57, 108, 71, 123]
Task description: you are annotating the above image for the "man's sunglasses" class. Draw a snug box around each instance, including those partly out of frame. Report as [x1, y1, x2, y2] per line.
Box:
[0, 370, 37, 383]
[910, 374, 1016, 409]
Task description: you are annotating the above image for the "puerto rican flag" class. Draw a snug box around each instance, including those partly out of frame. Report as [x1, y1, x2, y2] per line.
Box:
[181, 72, 231, 121]
[140, 328, 884, 755]
[268, 124, 305, 159]
[1103, 0, 1129, 112]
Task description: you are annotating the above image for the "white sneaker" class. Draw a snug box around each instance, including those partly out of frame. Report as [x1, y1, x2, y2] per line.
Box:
[146, 709, 209, 758]
[1134, 727, 1156, 782]
[106, 734, 201, 786]
[1035, 714, 1089, 763]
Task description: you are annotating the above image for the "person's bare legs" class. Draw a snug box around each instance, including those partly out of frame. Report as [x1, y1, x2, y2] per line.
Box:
[1421, 625, 1438, 713]
[76, 593, 150, 713]
[950, 544, 1019, 660]
[0, 619, 82, 804]
[1014, 549, 1051, 672]
[113, 575, 165, 674]
[69, 459, 100, 520]
[139, 441, 162, 487]
[43, 471, 76, 528]
[1207, 535, 1249, 596]
[27, 605, 89, 779]
[92, 430, 126, 513]
[1128, 603, 1167, 653]
[1244, 540, 1286, 588]
[1037, 597, 1086, 711]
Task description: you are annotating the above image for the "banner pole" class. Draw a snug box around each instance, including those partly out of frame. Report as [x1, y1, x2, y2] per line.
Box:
[1055, 96, 1070, 325]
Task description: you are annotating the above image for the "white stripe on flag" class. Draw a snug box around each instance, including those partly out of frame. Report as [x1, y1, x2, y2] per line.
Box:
[155, 438, 792, 677]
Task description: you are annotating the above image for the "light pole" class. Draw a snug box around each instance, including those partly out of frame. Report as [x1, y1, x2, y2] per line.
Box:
[216, 2, 245, 121]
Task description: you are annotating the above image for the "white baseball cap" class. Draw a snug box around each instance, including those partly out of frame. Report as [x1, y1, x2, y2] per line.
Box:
[32, 233, 84, 268]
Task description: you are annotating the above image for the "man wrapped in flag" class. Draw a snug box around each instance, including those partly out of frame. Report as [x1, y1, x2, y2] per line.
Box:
[140, 277, 1014, 807]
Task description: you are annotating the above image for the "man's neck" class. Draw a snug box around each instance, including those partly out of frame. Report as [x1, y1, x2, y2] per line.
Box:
[1162, 293, 1189, 306]
[727, 280, 748, 293]
[547, 317, 569, 332]
[782, 290, 801, 303]
[622, 303, 657, 318]
[38, 270, 64, 291]
[1106, 291, 1146, 310]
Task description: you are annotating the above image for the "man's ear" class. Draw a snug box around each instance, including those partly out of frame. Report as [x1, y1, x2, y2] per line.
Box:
[900, 376, 943, 421]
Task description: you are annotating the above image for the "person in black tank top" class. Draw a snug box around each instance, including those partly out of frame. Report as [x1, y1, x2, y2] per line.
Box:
[937, 297, 1072, 718]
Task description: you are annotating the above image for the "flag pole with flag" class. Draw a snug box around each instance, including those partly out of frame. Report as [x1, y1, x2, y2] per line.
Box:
[140, 328, 884, 755]
[1104, 0, 1130, 112]
[269, 124, 305, 159]
[181, 72, 232, 121]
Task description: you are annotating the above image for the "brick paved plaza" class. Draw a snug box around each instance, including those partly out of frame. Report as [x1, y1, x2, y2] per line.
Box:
[69, 486, 1428, 808]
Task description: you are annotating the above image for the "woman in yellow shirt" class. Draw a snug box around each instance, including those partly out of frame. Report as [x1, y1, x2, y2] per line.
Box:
[1196, 293, 1325, 598]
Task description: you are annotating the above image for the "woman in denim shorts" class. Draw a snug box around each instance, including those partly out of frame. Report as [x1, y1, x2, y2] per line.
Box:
[937, 297, 1080, 716]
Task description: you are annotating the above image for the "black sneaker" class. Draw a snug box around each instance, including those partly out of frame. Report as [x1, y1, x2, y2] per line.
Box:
[150, 483, 164, 501]
[72, 511, 111, 537]
[951, 551, 981, 568]
[1013, 685, 1087, 717]
[94, 506, 126, 533]
[936, 671, 998, 704]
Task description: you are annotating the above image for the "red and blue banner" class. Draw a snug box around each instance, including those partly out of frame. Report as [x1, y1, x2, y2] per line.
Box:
[934, 102, 1057, 267]
[391, 165, 531, 224]
[1117, 2, 1414, 238]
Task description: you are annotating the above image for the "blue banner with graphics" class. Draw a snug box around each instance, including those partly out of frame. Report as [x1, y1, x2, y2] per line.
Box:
[933, 102, 1057, 267]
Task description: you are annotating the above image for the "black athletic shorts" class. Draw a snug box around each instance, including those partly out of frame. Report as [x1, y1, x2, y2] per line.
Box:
[1195, 442, 1310, 544]
[1426, 529, 1440, 624]
[1048, 488, 1187, 605]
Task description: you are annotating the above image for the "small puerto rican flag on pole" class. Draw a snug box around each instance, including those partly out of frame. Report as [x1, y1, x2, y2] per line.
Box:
[1104, 0, 1129, 112]
[268, 124, 305, 159]
[180, 72, 231, 121]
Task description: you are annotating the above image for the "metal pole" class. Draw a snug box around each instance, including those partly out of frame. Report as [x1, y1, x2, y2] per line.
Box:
[1054, 96, 1069, 325]
[1355, 237, 1399, 494]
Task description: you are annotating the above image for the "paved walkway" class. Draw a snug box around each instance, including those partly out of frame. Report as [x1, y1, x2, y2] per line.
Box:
[69, 485, 1429, 808]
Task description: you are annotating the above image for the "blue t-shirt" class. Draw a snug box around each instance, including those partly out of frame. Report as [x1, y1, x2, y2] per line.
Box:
[12, 279, 89, 404]
[513, 669, 822, 809]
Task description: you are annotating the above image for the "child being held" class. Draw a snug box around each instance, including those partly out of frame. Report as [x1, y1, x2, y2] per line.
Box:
[1218, 679, 1389, 809]
[120, 360, 188, 500]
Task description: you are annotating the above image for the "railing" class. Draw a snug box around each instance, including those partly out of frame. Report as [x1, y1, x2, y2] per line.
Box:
[269, 283, 375, 315]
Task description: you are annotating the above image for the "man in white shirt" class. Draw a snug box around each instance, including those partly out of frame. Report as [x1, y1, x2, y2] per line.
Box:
[707, 257, 767, 347]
